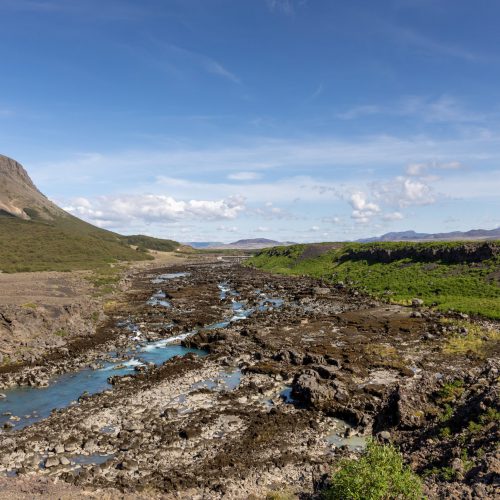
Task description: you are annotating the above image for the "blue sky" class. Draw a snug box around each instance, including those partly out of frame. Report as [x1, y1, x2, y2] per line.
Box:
[1, 0, 499, 242]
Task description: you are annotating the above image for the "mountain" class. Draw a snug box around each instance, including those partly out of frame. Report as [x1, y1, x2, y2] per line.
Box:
[0, 155, 178, 272]
[0, 154, 66, 220]
[358, 228, 500, 243]
[203, 238, 296, 250]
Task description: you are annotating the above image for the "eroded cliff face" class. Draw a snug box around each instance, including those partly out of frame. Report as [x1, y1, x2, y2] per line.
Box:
[0, 271, 102, 366]
[342, 242, 500, 264]
[0, 154, 65, 220]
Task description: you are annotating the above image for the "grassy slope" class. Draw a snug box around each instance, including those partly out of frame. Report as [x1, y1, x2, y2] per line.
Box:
[247, 242, 500, 319]
[121, 234, 179, 252]
[0, 216, 154, 272]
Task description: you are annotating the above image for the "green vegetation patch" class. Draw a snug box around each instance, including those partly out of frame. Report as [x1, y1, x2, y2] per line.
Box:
[247, 241, 500, 319]
[121, 234, 179, 252]
[324, 440, 423, 500]
[440, 319, 500, 356]
[0, 216, 154, 272]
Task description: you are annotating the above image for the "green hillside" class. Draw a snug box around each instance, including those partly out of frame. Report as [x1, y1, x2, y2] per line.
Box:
[0, 215, 154, 272]
[247, 241, 500, 319]
[122, 234, 179, 252]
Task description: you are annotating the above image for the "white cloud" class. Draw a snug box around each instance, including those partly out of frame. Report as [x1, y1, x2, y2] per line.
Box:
[406, 160, 464, 177]
[383, 211, 404, 221]
[373, 176, 436, 208]
[405, 163, 427, 176]
[32, 129, 500, 187]
[349, 192, 380, 212]
[348, 192, 381, 224]
[338, 95, 487, 124]
[65, 194, 246, 229]
[255, 226, 270, 232]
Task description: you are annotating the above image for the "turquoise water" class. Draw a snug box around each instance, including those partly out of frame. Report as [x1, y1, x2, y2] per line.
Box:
[0, 343, 204, 431]
[0, 280, 283, 432]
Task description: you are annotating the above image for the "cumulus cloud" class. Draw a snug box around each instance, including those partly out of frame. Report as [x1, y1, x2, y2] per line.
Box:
[65, 194, 246, 228]
[383, 211, 404, 221]
[373, 177, 436, 208]
[348, 192, 380, 223]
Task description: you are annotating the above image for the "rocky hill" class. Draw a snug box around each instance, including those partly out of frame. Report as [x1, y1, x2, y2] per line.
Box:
[0, 155, 66, 220]
[0, 155, 178, 272]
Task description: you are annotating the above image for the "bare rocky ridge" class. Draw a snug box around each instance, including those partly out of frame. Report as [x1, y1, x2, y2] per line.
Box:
[0, 155, 66, 220]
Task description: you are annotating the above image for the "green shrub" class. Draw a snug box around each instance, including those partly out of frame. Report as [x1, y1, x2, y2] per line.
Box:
[324, 440, 423, 500]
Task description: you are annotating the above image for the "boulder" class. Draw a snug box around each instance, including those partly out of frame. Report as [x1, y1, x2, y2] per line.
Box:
[44, 456, 60, 468]
[291, 370, 336, 409]
[411, 298, 424, 308]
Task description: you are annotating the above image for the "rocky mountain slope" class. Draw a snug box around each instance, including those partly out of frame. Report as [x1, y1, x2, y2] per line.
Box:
[0, 155, 179, 272]
[0, 155, 66, 220]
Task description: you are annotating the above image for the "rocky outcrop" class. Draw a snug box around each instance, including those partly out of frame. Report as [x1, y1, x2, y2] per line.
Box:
[0, 154, 66, 220]
[341, 242, 499, 264]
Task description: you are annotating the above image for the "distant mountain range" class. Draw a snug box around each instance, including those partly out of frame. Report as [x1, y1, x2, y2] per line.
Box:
[188, 238, 295, 250]
[358, 228, 500, 243]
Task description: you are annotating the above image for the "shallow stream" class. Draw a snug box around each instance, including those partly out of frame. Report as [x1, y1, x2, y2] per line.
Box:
[0, 274, 283, 432]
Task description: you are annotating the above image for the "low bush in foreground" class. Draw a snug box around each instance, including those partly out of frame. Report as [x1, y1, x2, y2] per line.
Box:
[324, 440, 423, 500]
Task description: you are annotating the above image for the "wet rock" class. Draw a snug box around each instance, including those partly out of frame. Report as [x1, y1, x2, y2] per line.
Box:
[64, 438, 80, 452]
[44, 456, 60, 468]
[411, 298, 424, 308]
[59, 456, 70, 466]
